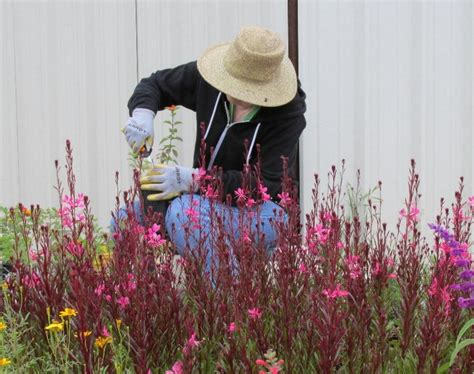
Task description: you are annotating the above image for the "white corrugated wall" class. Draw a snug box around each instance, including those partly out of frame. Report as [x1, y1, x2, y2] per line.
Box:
[1, 0, 473, 230]
[299, 0, 473, 230]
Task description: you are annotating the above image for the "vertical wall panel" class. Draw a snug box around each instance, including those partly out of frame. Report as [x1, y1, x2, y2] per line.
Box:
[3, 0, 471, 232]
[300, 0, 473, 232]
[136, 0, 288, 169]
[0, 0, 20, 205]
[2, 0, 136, 227]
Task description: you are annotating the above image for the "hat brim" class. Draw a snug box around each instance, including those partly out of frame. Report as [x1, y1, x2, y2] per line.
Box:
[197, 42, 297, 107]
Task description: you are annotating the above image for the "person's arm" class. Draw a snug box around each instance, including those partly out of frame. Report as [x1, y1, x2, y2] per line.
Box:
[128, 61, 199, 115]
[221, 115, 306, 203]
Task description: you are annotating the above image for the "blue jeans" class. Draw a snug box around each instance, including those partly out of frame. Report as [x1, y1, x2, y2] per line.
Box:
[112, 194, 287, 273]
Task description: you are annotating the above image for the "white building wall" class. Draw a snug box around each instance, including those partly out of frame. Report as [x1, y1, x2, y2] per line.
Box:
[1, 0, 472, 231]
[299, 0, 473, 230]
[0, 0, 287, 227]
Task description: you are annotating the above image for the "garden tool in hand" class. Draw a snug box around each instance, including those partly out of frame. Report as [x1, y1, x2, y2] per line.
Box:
[123, 108, 155, 153]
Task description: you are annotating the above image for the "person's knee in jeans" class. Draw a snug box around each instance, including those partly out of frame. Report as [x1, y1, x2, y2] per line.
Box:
[109, 199, 144, 233]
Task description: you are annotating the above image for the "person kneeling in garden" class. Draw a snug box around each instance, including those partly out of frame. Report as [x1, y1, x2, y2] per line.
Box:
[122, 26, 306, 272]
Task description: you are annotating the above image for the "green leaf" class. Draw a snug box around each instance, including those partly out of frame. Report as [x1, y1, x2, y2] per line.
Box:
[436, 362, 451, 374]
[449, 339, 474, 367]
[456, 318, 474, 347]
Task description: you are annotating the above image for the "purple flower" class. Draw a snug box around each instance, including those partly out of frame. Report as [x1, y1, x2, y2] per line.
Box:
[459, 282, 474, 292]
[451, 284, 462, 291]
[455, 258, 471, 268]
[460, 270, 474, 280]
[428, 223, 453, 242]
[451, 248, 467, 256]
[458, 297, 474, 309]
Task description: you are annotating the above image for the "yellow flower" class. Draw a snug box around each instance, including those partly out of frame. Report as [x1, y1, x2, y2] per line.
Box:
[93, 251, 112, 270]
[21, 206, 31, 216]
[0, 322, 6, 331]
[74, 330, 92, 338]
[94, 336, 113, 349]
[116, 319, 122, 329]
[45, 320, 64, 332]
[1, 282, 7, 290]
[59, 308, 77, 318]
[0, 358, 11, 366]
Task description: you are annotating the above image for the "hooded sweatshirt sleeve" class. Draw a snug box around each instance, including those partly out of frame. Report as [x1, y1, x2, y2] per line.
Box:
[128, 61, 198, 115]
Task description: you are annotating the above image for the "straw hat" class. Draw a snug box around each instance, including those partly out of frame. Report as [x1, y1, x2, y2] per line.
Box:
[197, 26, 297, 107]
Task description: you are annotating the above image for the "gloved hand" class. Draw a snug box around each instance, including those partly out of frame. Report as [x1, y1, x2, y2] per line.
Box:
[140, 164, 199, 201]
[123, 108, 155, 153]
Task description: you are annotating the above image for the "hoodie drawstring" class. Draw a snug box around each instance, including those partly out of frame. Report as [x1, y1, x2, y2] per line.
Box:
[204, 92, 222, 140]
[246, 123, 261, 165]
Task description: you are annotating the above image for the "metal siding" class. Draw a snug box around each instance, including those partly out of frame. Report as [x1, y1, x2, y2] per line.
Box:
[2, 0, 472, 230]
[0, 0, 20, 205]
[299, 0, 473, 231]
[1, 0, 137, 227]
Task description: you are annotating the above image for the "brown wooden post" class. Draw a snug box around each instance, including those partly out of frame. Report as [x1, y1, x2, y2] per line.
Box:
[288, 0, 300, 196]
[288, 0, 299, 75]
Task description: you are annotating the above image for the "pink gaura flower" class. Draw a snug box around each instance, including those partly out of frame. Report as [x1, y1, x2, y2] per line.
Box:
[28, 247, 41, 262]
[277, 191, 291, 207]
[101, 326, 111, 337]
[145, 223, 166, 248]
[66, 241, 84, 257]
[126, 274, 137, 292]
[185, 202, 201, 230]
[58, 193, 87, 228]
[235, 188, 247, 203]
[298, 263, 308, 274]
[117, 296, 130, 309]
[399, 203, 420, 224]
[373, 261, 382, 276]
[165, 360, 183, 374]
[204, 185, 218, 199]
[258, 183, 270, 202]
[311, 224, 330, 244]
[248, 307, 263, 320]
[247, 198, 256, 208]
[183, 332, 203, 355]
[323, 211, 332, 222]
[388, 273, 397, 279]
[23, 272, 41, 288]
[337, 241, 344, 249]
[193, 168, 207, 184]
[322, 284, 350, 299]
[133, 224, 145, 235]
[428, 277, 453, 316]
[345, 255, 361, 280]
[228, 322, 236, 333]
[256, 356, 284, 373]
[94, 283, 105, 297]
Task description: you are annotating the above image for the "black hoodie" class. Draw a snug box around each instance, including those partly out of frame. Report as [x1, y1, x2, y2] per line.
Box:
[128, 61, 307, 203]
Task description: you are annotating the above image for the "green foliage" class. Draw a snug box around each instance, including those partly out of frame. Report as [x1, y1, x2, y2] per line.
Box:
[436, 318, 474, 373]
[127, 106, 183, 171]
[0, 206, 61, 263]
[157, 106, 183, 165]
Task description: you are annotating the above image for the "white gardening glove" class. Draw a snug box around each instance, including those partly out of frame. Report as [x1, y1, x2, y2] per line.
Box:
[140, 164, 199, 201]
[123, 108, 155, 154]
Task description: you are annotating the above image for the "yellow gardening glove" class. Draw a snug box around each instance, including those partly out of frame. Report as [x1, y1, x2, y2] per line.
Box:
[140, 164, 197, 201]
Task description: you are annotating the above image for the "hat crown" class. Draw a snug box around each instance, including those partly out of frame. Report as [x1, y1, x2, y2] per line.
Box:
[224, 26, 285, 83]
